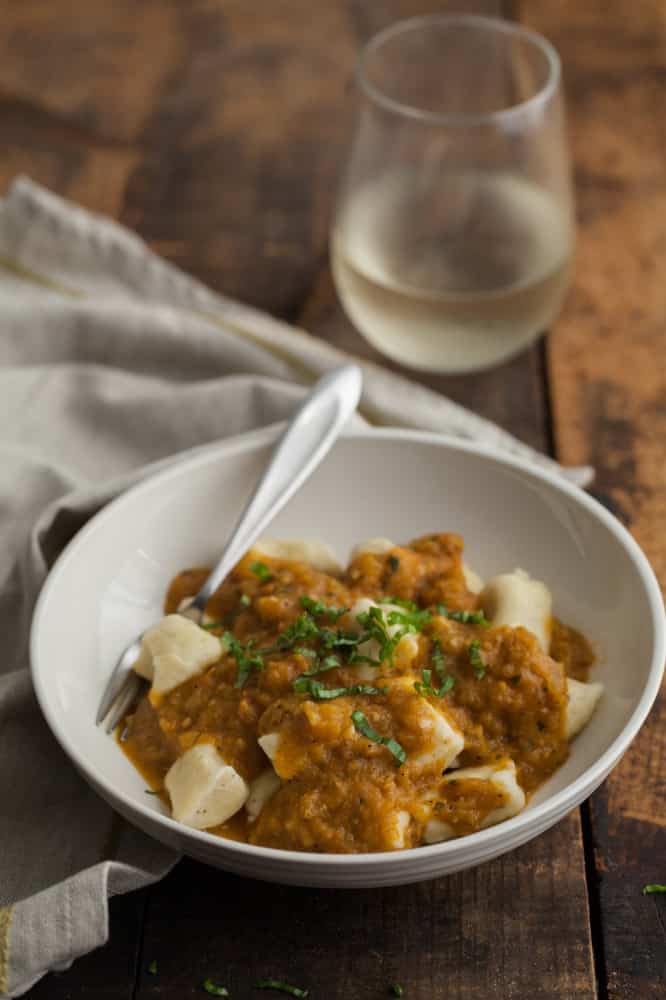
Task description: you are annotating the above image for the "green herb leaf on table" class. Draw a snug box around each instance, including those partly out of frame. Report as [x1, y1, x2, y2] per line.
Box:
[643, 883, 666, 894]
[468, 639, 486, 679]
[147, 960, 157, 975]
[250, 560, 273, 582]
[391, 985, 405, 997]
[351, 710, 407, 767]
[255, 978, 309, 997]
[202, 978, 230, 996]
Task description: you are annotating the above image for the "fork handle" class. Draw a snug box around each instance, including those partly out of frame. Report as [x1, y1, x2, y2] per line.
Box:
[188, 364, 362, 616]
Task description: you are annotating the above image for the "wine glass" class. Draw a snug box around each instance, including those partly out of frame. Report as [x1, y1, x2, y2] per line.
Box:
[330, 14, 574, 374]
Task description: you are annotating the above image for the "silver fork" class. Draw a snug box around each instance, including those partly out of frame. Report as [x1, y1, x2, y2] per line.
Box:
[96, 364, 363, 731]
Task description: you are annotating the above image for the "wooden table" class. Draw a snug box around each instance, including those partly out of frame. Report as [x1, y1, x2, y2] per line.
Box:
[3, 1, 664, 997]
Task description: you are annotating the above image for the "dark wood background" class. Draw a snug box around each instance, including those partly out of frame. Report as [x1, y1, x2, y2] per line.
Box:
[2, 1, 664, 997]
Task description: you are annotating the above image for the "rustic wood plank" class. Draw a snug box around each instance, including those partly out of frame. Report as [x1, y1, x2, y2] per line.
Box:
[136, 818, 593, 1000]
[521, 1, 666, 997]
[0, 2, 597, 998]
[0, 1, 184, 144]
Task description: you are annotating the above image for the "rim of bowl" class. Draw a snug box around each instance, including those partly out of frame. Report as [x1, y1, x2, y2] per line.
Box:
[30, 426, 666, 869]
[356, 13, 561, 128]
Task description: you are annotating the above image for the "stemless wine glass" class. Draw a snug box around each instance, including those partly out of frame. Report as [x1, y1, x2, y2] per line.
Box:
[330, 14, 574, 374]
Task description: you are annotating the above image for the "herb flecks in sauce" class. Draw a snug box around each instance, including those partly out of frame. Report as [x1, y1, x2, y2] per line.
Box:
[225, 632, 265, 689]
[250, 560, 273, 582]
[122, 535, 591, 854]
[468, 639, 486, 679]
[436, 603, 489, 626]
[299, 595, 349, 620]
[293, 677, 388, 700]
[351, 710, 407, 767]
[414, 638, 455, 698]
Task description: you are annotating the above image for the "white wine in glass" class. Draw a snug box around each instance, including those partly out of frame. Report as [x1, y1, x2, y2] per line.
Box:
[331, 16, 575, 374]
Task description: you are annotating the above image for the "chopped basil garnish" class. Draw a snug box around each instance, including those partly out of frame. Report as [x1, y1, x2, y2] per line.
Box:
[351, 710, 406, 767]
[643, 884, 666, 894]
[354, 604, 424, 667]
[275, 613, 320, 649]
[221, 595, 432, 689]
[468, 639, 486, 679]
[414, 639, 455, 697]
[145, 789, 159, 796]
[414, 668, 455, 699]
[391, 986, 405, 998]
[299, 654, 341, 677]
[379, 596, 418, 611]
[202, 979, 230, 996]
[437, 675, 455, 695]
[414, 669, 434, 698]
[240, 594, 251, 607]
[294, 677, 387, 700]
[436, 604, 489, 626]
[430, 638, 446, 676]
[147, 960, 157, 975]
[388, 555, 400, 572]
[201, 621, 225, 631]
[385, 607, 432, 631]
[354, 606, 395, 664]
[299, 595, 349, 620]
[224, 632, 265, 689]
[250, 561, 273, 582]
[255, 979, 309, 998]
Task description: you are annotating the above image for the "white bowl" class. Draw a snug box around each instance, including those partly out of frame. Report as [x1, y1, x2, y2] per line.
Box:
[30, 428, 665, 888]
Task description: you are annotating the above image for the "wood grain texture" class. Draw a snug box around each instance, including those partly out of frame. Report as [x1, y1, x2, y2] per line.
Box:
[0, 2, 600, 998]
[136, 820, 593, 1000]
[522, 1, 666, 997]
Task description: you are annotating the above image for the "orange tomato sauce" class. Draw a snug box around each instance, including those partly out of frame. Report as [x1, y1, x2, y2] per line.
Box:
[120, 534, 594, 853]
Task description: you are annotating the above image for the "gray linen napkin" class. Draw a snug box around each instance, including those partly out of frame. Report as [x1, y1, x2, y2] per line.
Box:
[0, 177, 593, 997]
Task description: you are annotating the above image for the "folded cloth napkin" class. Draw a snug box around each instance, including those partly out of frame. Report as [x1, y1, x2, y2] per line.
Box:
[0, 177, 593, 997]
